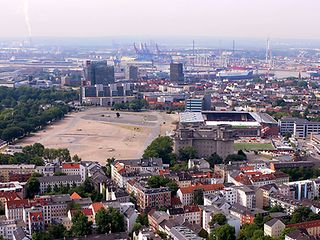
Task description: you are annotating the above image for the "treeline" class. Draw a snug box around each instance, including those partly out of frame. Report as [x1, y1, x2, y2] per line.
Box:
[0, 143, 74, 166]
[112, 99, 149, 112]
[0, 86, 78, 142]
[280, 167, 320, 181]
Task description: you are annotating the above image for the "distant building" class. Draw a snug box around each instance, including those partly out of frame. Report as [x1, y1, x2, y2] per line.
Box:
[84, 60, 115, 86]
[170, 63, 184, 82]
[126, 65, 138, 81]
[0, 164, 36, 182]
[279, 117, 320, 138]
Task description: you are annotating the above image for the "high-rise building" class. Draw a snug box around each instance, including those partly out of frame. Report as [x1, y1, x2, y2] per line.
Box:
[84, 60, 115, 86]
[170, 63, 184, 82]
[126, 65, 138, 81]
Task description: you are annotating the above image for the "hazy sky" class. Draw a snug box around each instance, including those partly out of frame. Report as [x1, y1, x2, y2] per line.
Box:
[0, 0, 319, 39]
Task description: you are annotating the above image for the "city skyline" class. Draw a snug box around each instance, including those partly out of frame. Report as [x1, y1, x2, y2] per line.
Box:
[0, 0, 319, 40]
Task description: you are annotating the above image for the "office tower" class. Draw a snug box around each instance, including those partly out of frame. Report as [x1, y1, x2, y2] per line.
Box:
[126, 65, 138, 81]
[170, 63, 184, 82]
[84, 60, 115, 85]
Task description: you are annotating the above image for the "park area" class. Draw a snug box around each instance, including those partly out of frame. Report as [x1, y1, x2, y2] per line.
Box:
[15, 108, 178, 164]
[234, 142, 275, 151]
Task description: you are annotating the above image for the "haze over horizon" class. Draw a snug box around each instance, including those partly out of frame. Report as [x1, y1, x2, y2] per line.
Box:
[0, 0, 319, 41]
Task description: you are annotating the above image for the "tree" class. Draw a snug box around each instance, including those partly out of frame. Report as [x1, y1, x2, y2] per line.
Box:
[1, 126, 24, 142]
[253, 213, 264, 228]
[72, 154, 81, 162]
[70, 211, 92, 237]
[225, 154, 246, 163]
[210, 224, 235, 240]
[47, 223, 66, 239]
[136, 213, 149, 227]
[238, 223, 260, 240]
[206, 153, 223, 168]
[209, 213, 227, 226]
[26, 176, 40, 198]
[238, 150, 247, 159]
[143, 136, 175, 164]
[290, 206, 320, 224]
[269, 204, 284, 213]
[31, 232, 53, 240]
[96, 208, 111, 234]
[193, 189, 204, 205]
[109, 207, 125, 233]
[178, 146, 197, 161]
[147, 176, 178, 196]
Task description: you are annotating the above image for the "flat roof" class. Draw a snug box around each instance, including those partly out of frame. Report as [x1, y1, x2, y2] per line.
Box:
[180, 112, 204, 123]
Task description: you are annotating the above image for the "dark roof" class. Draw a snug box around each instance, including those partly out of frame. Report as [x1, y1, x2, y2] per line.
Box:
[64, 232, 128, 240]
[38, 175, 81, 183]
[285, 230, 316, 240]
[13, 227, 30, 240]
[168, 208, 184, 215]
[265, 218, 283, 227]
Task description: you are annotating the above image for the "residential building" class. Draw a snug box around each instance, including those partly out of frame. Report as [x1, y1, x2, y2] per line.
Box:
[264, 219, 285, 238]
[286, 220, 320, 238]
[24, 206, 45, 234]
[38, 175, 82, 193]
[12, 227, 30, 240]
[285, 229, 316, 240]
[170, 225, 204, 240]
[0, 165, 36, 182]
[0, 182, 25, 198]
[177, 183, 224, 205]
[235, 186, 256, 209]
[126, 180, 171, 211]
[229, 203, 267, 225]
[0, 219, 17, 240]
[61, 163, 80, 176]
[188, 159, 210, 171]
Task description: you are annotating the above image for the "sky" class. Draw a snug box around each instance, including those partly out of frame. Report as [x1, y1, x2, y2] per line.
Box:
[0, 0, 319, 40]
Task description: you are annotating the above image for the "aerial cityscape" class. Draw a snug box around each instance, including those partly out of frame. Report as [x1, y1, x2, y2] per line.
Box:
[1, 0, 320, 240]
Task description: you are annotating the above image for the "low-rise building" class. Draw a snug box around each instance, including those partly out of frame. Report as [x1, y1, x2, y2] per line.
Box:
[177, 183, 224, 205]
[38, 175, 82, 193]
[264, 219, 285, 238]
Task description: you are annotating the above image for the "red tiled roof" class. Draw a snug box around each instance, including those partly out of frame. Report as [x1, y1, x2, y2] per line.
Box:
[171, 197, 182, 206]
[70, 192, 82, 200]
[0, 192, 21, 202]
[240, 166, 254, 171]
[286, 220, 320, 229]
[81, 208, 93, 216]
[6, 199, 31, 209]
[91, 202, 105, 213]
[179, 183, 224, 194]
[62, 163, 80, 169]
[184, 205, 201, 213]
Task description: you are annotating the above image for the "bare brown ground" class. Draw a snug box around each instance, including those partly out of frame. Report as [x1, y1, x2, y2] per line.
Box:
[16, 108, 178, 164]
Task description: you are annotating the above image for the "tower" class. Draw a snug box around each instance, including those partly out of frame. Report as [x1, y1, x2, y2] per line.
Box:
[170, 63, 184, 82]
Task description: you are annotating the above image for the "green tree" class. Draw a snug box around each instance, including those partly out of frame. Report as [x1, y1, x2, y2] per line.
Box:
[31, 232, 53, 240]
[178, 146, 197, 161]
[47, 223, 66, 239]
[193, 189, 204, 205]
[70, 211, 92, 237]
[206, 153, 223, 168]
[72, 154, 81, 162]
[143, 136, 174, 164]
[95, 208, 111, 234]
[209, 213, 227, 226]
[210, 224, 235, 240]
[225, 154, 246, 163]
[26, 176, 40, 198]
[290, 206, 320, 224]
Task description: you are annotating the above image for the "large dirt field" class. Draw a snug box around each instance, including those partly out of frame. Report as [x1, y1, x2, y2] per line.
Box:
[16, 108, 178, 164]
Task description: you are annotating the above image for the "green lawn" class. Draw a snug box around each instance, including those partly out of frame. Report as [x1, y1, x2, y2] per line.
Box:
[234, 142, 275, 151]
